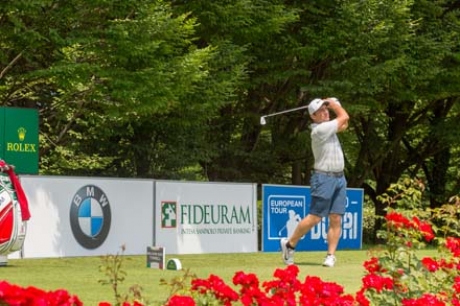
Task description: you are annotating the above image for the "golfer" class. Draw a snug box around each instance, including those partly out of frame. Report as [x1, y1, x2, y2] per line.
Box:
[280, 97, 349, 267]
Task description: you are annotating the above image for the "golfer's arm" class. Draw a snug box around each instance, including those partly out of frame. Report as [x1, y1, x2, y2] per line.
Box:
[328, 102, 349, 132]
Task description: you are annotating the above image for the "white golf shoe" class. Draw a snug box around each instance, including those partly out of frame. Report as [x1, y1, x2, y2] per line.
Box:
[322, 254, 336, 267]
[280, 238, 295, 265]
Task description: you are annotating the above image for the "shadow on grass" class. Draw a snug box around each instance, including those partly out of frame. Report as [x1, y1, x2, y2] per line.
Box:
[294, 261, 323, 266]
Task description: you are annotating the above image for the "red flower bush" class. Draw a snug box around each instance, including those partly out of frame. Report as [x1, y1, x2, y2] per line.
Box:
[165, 264, 355, 306]
[159, 296, 195, 306]
[411, 217, 435, 242]
[446, 237, 460, 257]
[421, 257, 441, 272]
[0, 281, 82, 305]
[361, 274, 394, 293]
[363, 257, 386, 274]
[191, 274, 239, 305]
[385, 211, 413, 229]
[401, 293, 446, 306]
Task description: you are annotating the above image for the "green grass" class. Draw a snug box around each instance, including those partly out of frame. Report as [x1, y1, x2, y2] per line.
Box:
[0, 248, 438, 305]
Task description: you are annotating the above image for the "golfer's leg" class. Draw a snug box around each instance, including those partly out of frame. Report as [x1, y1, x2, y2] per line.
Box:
[289, 214, 321, 248]
[326, 213, 342, 255]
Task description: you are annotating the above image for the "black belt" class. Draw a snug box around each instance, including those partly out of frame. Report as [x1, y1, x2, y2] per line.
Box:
[313, 169, 344, 177]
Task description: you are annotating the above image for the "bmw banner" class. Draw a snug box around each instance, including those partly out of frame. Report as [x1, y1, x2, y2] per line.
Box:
[10, 176, 154, 258]
[262, 184, 363, 252]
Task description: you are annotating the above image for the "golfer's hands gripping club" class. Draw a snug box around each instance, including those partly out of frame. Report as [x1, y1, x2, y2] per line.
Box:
[324, 97, 341, 107]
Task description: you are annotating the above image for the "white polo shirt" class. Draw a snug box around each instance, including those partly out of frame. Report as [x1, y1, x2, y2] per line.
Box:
[310, 119, 344, 172]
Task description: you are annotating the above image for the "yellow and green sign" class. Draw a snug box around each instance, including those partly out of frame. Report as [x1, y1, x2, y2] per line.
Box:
[0, 107, 39, 174]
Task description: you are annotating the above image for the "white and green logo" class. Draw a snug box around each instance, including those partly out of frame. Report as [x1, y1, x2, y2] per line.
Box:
[161, 202, 177, 228]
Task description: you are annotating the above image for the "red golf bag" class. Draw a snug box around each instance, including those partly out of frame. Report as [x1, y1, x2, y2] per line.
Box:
[0, 160, 30, 265]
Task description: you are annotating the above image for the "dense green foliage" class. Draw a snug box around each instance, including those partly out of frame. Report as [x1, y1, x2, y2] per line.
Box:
[1, 0, 459, 239]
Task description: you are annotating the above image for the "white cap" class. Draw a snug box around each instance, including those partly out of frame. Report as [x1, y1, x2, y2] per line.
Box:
[308, 98, 328, 115]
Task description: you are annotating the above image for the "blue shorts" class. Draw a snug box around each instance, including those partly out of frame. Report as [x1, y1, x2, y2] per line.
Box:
[309, 172, 347, 218]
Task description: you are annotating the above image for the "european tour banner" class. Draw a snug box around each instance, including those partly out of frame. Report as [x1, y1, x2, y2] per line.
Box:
[261, 184, 364, 252]
[154, 181, 258, 254]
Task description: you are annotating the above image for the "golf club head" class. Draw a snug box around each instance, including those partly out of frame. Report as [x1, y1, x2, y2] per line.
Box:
[260, 116, 266, 125]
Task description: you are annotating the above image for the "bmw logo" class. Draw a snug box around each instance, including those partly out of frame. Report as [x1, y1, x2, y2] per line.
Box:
[70, 185, 111, 249]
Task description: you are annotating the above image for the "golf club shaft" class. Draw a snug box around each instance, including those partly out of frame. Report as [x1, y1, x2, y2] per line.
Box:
[263, 104, 309, 118]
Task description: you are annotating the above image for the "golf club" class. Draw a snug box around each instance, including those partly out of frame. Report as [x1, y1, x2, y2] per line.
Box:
[278, 224, 286, 236]
[260, 104, 310, 125]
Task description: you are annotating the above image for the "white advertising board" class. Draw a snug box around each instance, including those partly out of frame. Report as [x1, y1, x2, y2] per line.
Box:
[154, 181, 258, 254]
[10, 175, 154, 258]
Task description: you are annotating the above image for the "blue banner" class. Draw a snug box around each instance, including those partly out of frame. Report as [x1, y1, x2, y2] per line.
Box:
[262, 184, 363, 252]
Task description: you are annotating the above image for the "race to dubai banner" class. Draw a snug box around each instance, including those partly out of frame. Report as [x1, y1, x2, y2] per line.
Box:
[261, 184, 364, 252]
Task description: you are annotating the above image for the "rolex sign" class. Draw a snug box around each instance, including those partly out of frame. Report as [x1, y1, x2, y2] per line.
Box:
[0, 107, 39, 174]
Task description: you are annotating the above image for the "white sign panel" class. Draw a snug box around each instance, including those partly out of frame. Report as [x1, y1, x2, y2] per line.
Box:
[10, 175, 154, 258]
[155, 181, 257, 254]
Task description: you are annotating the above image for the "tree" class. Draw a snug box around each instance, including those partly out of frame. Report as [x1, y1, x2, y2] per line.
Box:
[172, 0, 460, 239]
[1, 0, 244, 177]
[2, 0, 459, 242]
